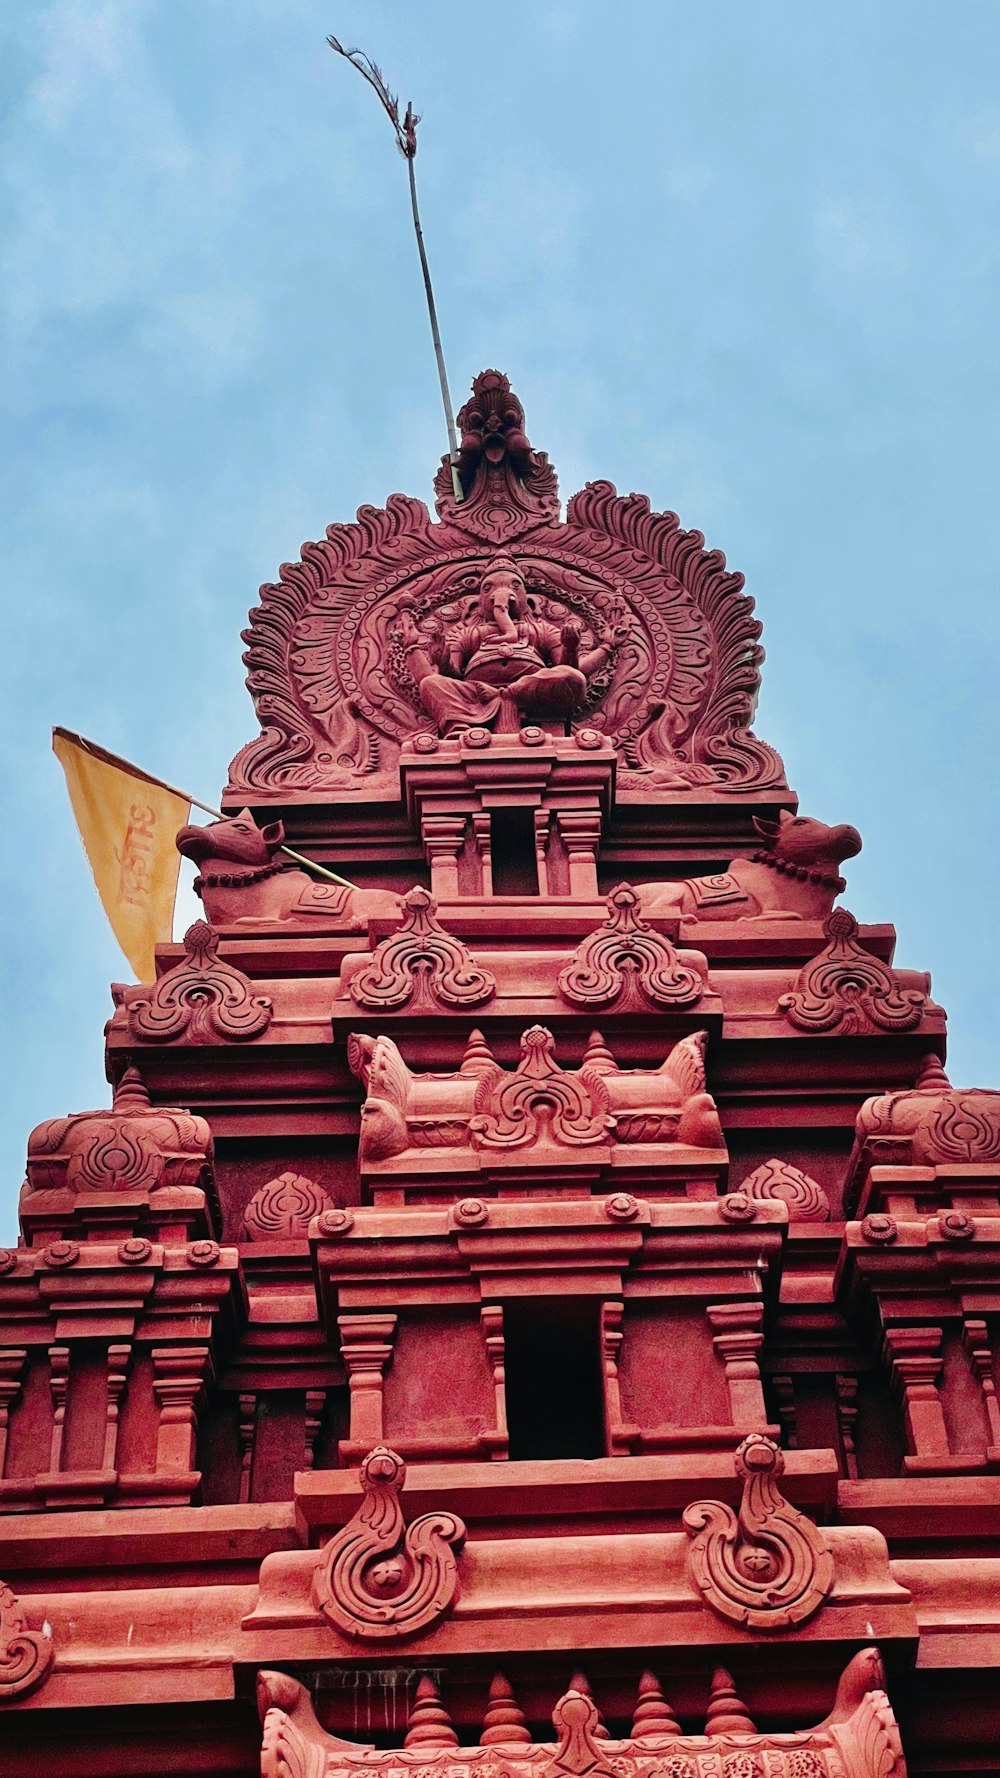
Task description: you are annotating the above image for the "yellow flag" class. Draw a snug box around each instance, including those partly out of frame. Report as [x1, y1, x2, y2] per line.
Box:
[52, 728, 191, 982]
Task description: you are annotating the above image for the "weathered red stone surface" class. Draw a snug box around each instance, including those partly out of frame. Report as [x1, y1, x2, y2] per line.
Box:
[2, 371, 997, 1776]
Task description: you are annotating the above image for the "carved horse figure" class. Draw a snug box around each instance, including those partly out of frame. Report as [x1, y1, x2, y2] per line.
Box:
[636, 812, 862, 924]
[176, 811, 401, 929]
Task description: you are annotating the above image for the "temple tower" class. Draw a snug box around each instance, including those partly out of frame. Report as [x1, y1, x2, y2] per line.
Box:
[2, 371, 999, 1776]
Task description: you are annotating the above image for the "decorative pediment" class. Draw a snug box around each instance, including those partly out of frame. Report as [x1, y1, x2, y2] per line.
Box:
[557, 884, 706, 1011]
[227, 370, 786, 800]
[256, 1649, 906, 1778]
[347, 1026, 724, 1175]
[345, 887, 497, 1012]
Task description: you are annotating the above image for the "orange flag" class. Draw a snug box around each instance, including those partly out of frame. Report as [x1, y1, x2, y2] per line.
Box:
[52, 728, 192, 982]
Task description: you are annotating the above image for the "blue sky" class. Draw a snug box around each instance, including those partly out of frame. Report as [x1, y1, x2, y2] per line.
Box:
[3, 2, 1000, 1230]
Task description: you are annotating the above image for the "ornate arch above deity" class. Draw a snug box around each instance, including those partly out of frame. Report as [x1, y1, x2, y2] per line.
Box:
[225, 369, 786, 801]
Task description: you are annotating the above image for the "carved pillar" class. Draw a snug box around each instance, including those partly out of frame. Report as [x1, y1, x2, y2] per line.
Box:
[883, 1326, 952, 1472]
[423, 815, 467, 899]
[707, 1303, 768, 1428]
[471, 814, 493, 897]
[48, 1346, 69, 1475]
[0, 1350, 26, 1479]
[554, 809, 602, 898]
[338, 1313, 397, 1449]
[963, 1320, 1000, 1459]
[600, 1300, 637, 1455]
[102, 1343, 131, 1474]
[480, 1306, 508, 1459]
[835, 1373, 860, 1480]
[238, 1391, 257, 1504]
[151, 1345, 211, 1480]
[534, 810, 551, 896]
[304, 1388, 326, 1469]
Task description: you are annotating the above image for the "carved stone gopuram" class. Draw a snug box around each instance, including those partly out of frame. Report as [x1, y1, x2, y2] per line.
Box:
[4, 368, 995, 1775]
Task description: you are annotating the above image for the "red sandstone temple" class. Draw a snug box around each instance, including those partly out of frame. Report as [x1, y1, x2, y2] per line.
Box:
[3, 371, 998, 1775]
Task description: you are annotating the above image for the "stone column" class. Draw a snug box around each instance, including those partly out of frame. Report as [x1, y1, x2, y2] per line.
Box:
[554, 809, 602, 898]
[708, 1303, 768, 1428]
[422, 815, 468, 899]
[600, 1300, 637, 1455]
[963, 1320, 1000, 1461]
[0, 1349, 26, 1479]
[883, 1326, 952, 1472]
[151, 1344, 211, 1482]
[102, 1343, 132, 1474]
[338, 1313, 397, 1450]
[480, 1305, 508, 1459]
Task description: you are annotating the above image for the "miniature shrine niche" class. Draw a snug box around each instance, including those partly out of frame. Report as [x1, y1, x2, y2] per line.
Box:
[2, 367, 998, 1778]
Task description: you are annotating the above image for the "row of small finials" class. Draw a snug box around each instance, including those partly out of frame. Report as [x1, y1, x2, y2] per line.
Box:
[396, 1666, 758, 1748]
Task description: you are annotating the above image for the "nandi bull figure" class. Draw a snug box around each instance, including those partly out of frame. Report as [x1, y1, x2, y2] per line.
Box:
[176, 811, 401, 929]
[636, 811, 862, 924]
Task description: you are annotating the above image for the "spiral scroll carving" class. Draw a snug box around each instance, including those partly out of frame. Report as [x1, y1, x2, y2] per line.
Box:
[312, 1446, 466, 1640]
[683, 1434, 834, 1630]
[0, 1578, 54, 1700]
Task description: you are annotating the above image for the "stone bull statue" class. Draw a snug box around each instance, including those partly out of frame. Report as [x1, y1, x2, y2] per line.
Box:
[176, 811, 401, 929]
[636, 811, 862, 923]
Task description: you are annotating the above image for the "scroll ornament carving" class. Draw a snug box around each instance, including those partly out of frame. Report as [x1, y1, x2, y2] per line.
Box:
[312, 1445, 466, 1639]
[557, 885, 706, 1011]
[740, 1159, 830, 1223]
[347, 887, 496, 1012]
[0, 1577, 54, 1701]
[779, 910, 926, 1036]
[243, 1173, 333, 1240]
[226, 369, 787, 799]
[683, 1434, 834, 1630]
[125, 923, 273, 1044]
[25, 1065, 213, 1198]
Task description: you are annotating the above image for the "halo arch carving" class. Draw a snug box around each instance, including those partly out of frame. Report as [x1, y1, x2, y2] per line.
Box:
[226, 371, 786, 801]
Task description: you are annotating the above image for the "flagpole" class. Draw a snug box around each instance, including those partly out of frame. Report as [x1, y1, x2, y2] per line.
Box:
[52, 729, 358, 891]
[327, 38, 464, 502]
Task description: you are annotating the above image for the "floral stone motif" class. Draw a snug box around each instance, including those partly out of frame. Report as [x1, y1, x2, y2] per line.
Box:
[740, 1159, 830, 1223]
[125, 922, 273, 1045]
[779, 909, 926, 1037]
[243, 1173, 333, 1240]
[0, 1577, 54, 1700]
[557, 884, 706, 1012]
[347, 887, 496, 1012]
